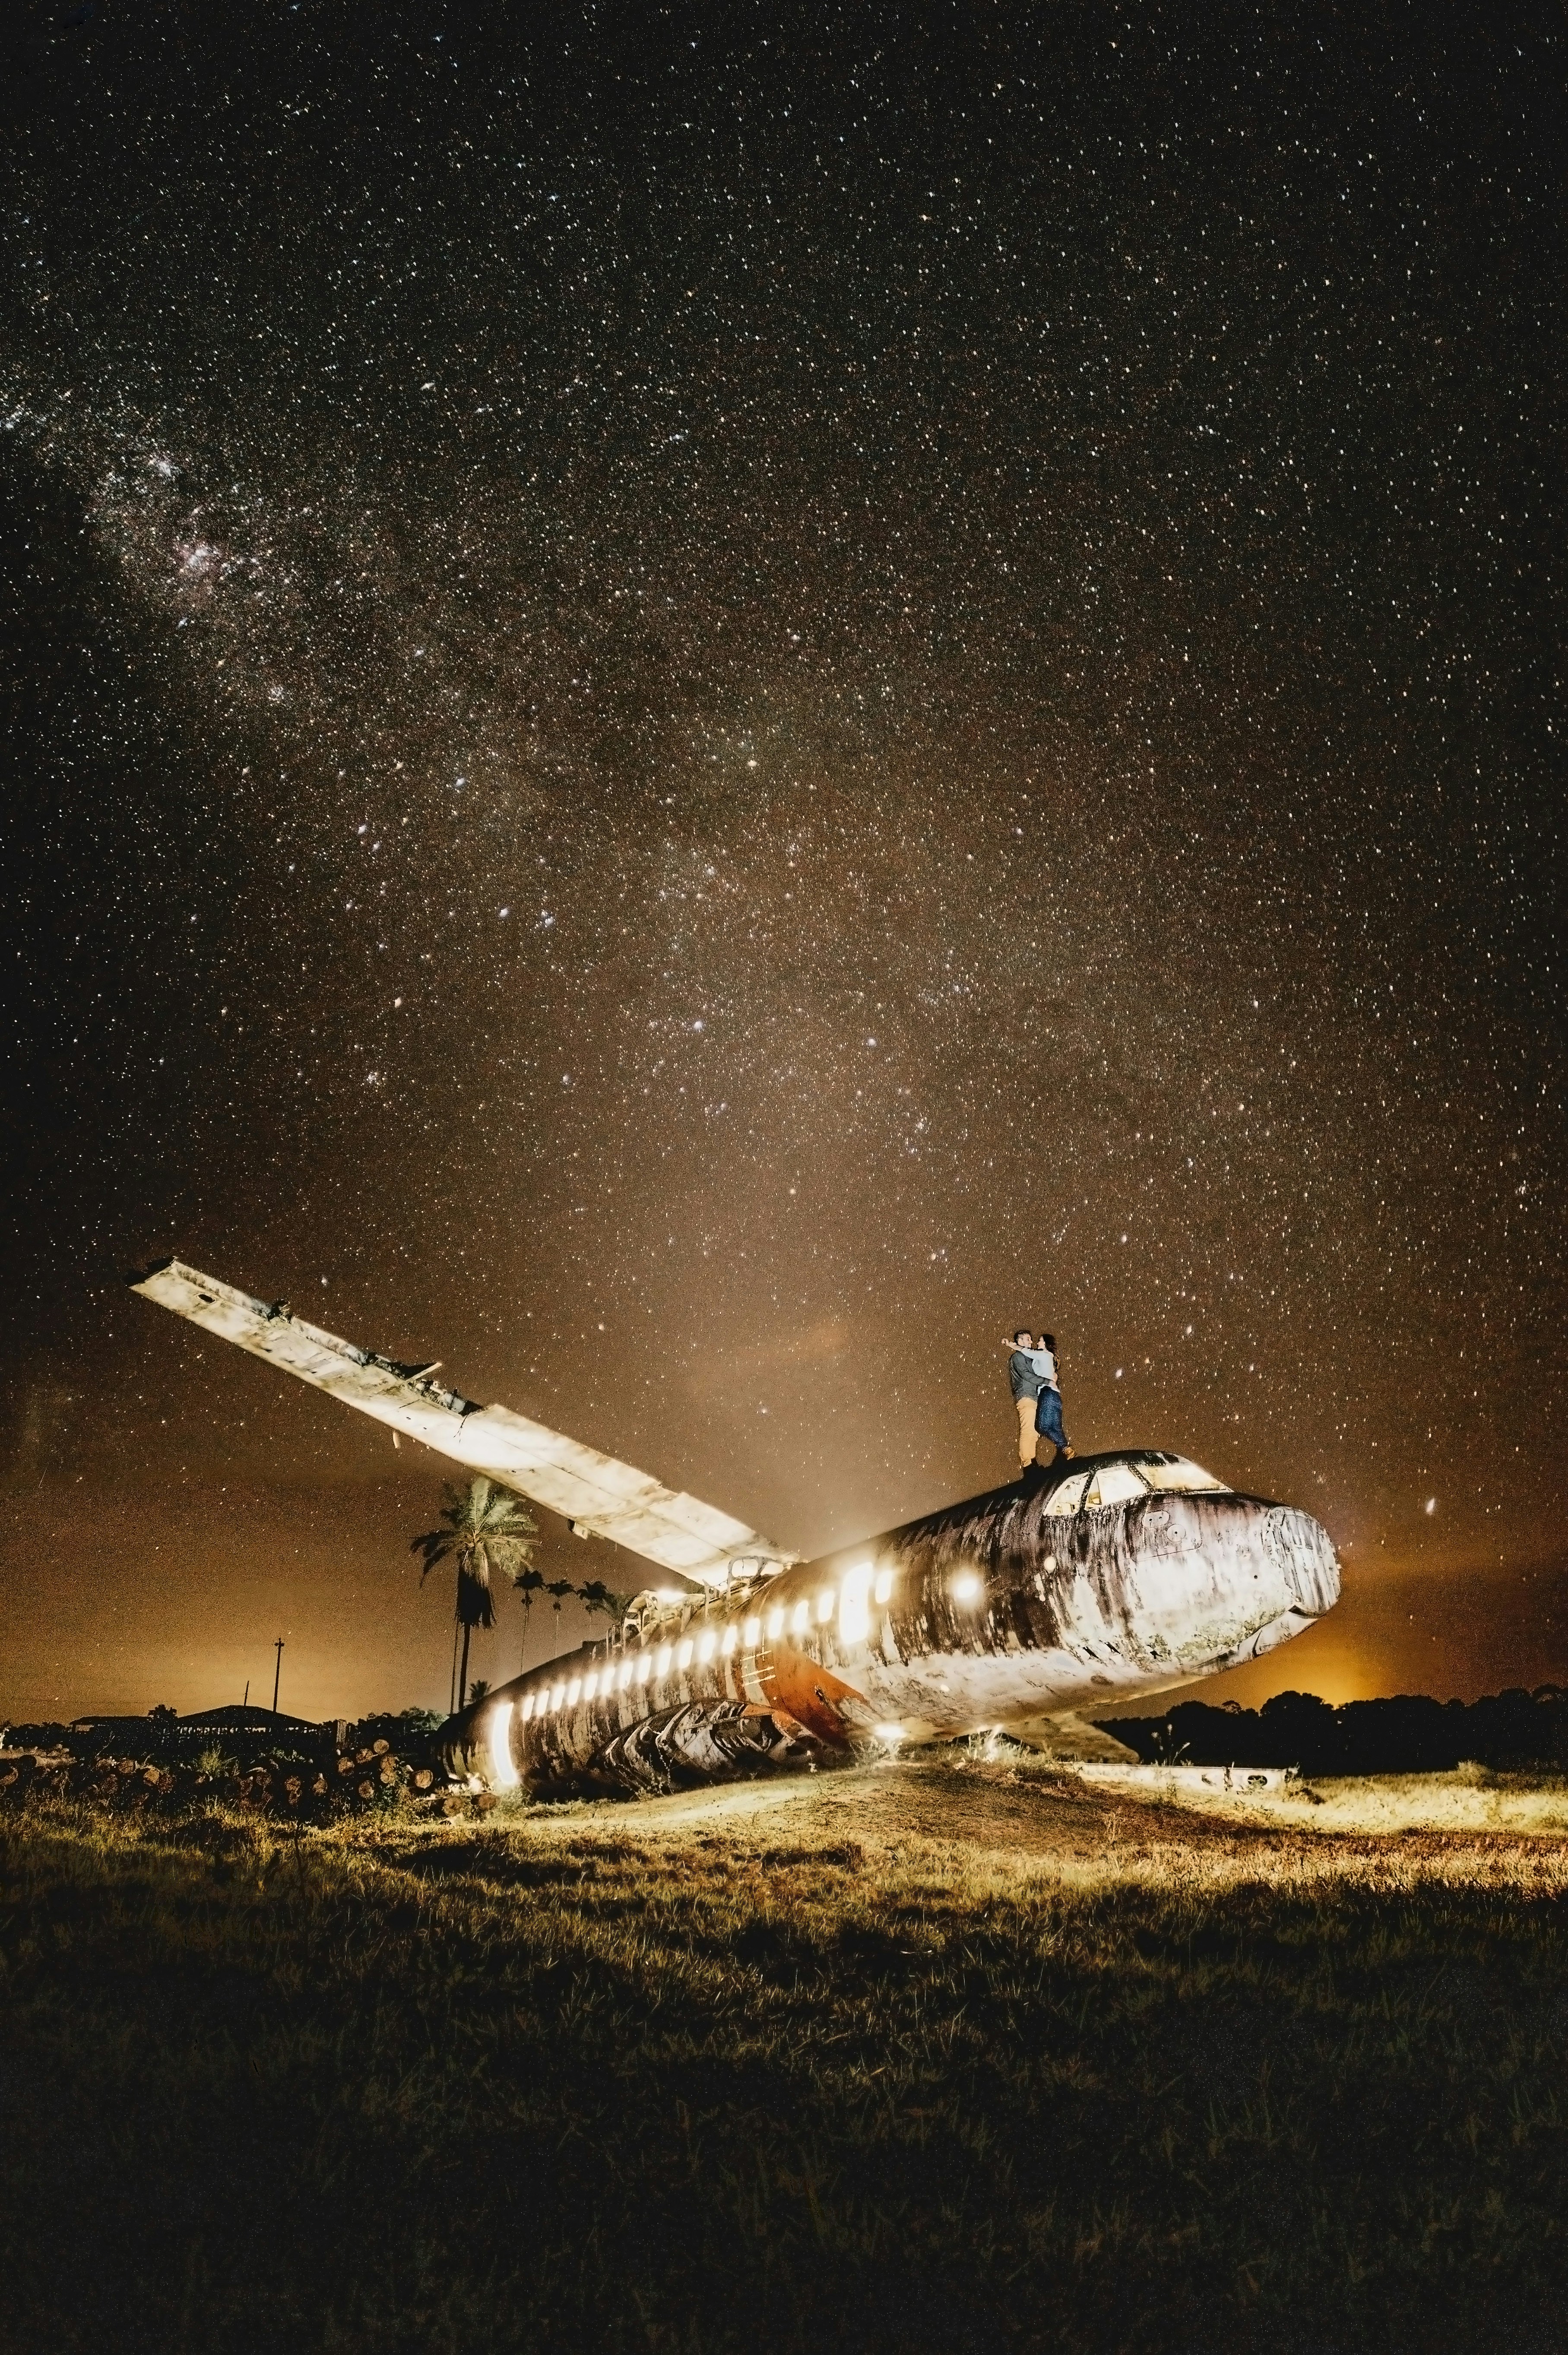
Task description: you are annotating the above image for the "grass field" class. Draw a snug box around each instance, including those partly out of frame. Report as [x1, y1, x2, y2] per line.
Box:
[3, 1756, 1566, 2355]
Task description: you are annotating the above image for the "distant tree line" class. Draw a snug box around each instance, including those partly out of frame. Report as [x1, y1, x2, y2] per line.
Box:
[1102, 1687, 1568, 1776]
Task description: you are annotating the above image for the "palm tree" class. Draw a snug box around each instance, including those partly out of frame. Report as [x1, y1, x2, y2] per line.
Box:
[577, 1579, 634, 1623]
[513, 1566, 545, 1671]
[509, 1568, 626, 1668]
[410, 1478, 540, 1715]
[545, 1579, 577, 1655]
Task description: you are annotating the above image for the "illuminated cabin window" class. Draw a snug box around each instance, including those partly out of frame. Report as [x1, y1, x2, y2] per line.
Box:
[742, 1615, 762, 1648]
[617, 1657, 634, 1691]
[676, 1637, 694, 1669]
[551, 1682, 565, 1710]
[874, 1568, 893, 1605]
[635, 1652, 652, 1684]
[790, 1598, 810, 1634]
[520, 1693, 535, 1723]
[765, 1605, 785, 1640]
[839, 1561, 874, 1645]
[816, 1589, 834, 1623]
[1140, 1455, 1229, 1494]
[655, 1644, 673, 1676]
[720, 1624, 739, 1656]
[697, 1628, 717, 1663]
[567, 1677, 582, 1705]
[950, 1569, 983, 1607]
[584, 1671, 599, 1700]
[487, 1703, 519, 1789]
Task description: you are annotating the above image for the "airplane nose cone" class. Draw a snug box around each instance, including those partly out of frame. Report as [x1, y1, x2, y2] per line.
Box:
[1261, 1506, 1340, 1616]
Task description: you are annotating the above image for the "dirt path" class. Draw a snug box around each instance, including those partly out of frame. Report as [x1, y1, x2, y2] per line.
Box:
[512, 1756, 1277, 1858]
[490, 1754, 1568, 1885]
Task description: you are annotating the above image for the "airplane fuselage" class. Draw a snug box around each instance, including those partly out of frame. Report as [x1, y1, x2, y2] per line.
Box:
[125, 1264, 1341, 1797]
[448, 1453, 1340, 1795]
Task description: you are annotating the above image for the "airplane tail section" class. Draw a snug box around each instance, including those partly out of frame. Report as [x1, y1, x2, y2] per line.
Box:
[131, 1260, 791, 1588]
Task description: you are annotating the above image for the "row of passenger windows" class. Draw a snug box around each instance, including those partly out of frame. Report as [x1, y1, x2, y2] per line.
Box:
[485, 1464, 1229, 1774]
[494, 1467, 1222, 1741]
[506, 1563, 900, 1726]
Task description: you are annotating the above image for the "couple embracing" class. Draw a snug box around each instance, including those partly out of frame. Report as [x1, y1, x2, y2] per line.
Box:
[1005, 1327, 1075, 1475]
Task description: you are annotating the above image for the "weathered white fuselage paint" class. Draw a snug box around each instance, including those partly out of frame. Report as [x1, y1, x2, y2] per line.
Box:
[450, 1467, 1341, 1795]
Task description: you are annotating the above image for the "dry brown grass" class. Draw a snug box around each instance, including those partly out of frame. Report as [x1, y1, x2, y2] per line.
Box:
[3, 1756, 1566, 2355]
[1223, 1768, 1568, 1838]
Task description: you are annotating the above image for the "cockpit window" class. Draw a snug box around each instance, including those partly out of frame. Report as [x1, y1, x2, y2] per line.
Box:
[1040, 1454, 1233, 1516]
[1042, 1471, 1090, 1516]
[1138, 1456, 1229, 1494]
[1083, 1462, 1150, 1507]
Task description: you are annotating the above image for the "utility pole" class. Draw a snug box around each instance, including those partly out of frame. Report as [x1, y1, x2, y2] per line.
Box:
[272, 1637, 285, 1716]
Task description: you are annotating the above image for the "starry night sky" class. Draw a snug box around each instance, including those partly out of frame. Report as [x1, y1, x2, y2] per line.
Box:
[3, 1, 1563, 1724]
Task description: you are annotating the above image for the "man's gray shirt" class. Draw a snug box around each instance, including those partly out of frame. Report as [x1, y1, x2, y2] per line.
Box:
[1009, 1350, 1045, 1401]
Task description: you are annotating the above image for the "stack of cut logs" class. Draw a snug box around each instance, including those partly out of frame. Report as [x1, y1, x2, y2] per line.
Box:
[0, 1734, 493, 1823]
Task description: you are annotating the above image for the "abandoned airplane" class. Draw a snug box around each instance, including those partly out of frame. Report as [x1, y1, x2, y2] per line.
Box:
[132, 1259, 1341, 1794]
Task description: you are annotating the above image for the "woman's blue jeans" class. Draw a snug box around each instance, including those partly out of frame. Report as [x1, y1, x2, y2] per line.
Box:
[1034, 1386, 1068, 1448]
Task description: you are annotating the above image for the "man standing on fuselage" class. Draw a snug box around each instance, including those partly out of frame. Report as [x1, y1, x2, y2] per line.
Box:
[1006, 1329, 1046, 1470]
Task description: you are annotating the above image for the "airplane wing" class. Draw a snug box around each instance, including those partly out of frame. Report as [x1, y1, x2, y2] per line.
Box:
[130, 1259, 792, 1589]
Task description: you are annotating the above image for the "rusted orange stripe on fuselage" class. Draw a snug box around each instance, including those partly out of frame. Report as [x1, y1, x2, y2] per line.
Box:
[747, 1644, 866, 1743]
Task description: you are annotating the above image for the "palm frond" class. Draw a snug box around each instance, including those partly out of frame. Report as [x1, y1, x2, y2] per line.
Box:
[577, 1580, 634, 1620]
[411, 1529, 454, 1582]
